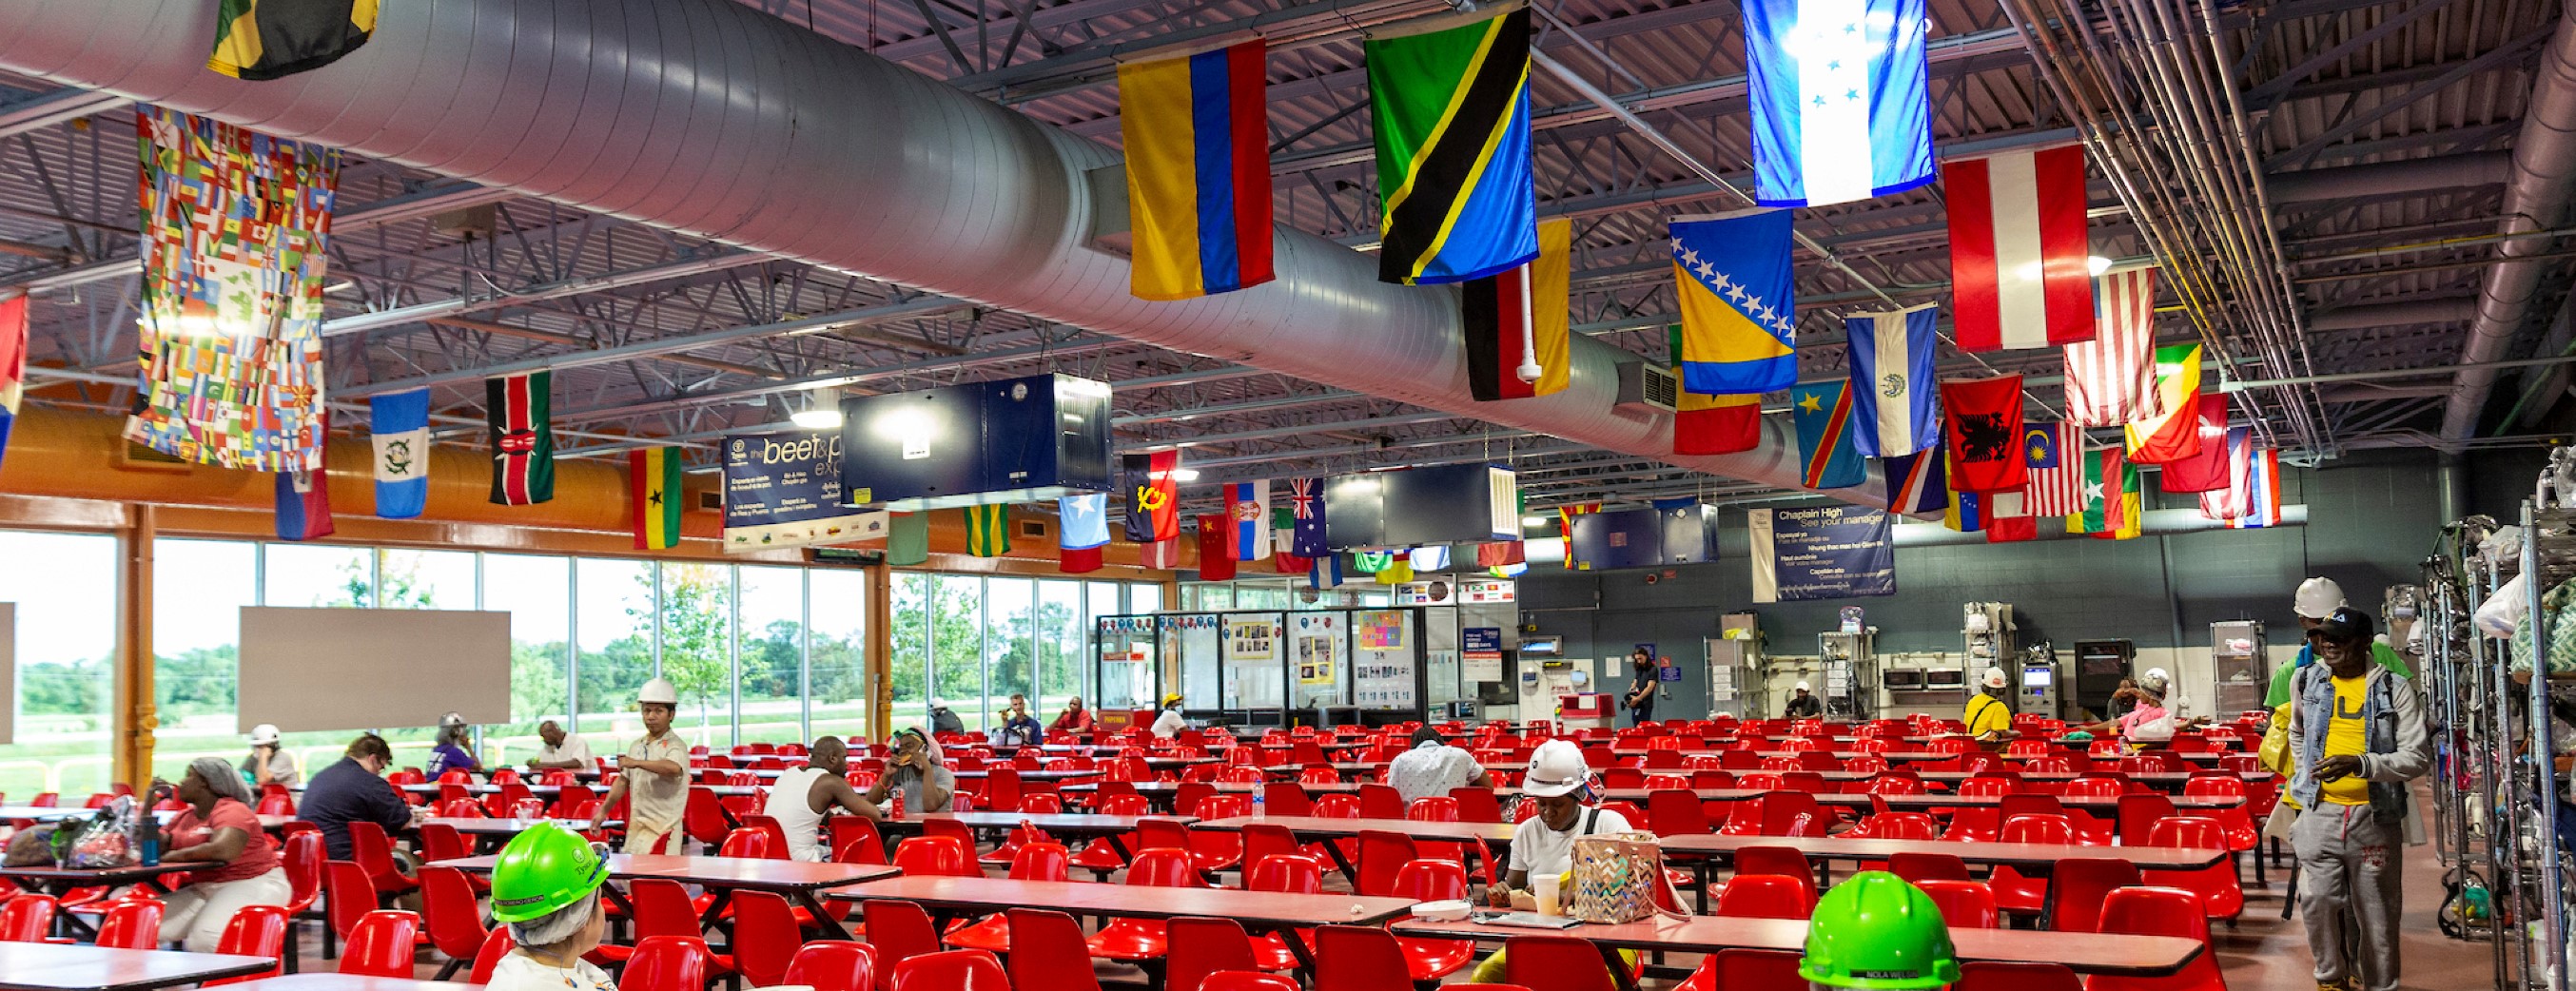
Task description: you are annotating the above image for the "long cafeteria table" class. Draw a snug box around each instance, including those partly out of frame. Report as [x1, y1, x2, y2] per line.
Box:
[1192, 815, 1512, 879]
[829, 874, 1417, 974]
[1064, 781, 2247, 815]
[876, 811, 1195, 864]
[197, 979, 454, 991]
[437, 852, 897, 940]
[0, 807, 295, 831]
[0, 942, 278, 991]
[1653, 832, 2232, 912]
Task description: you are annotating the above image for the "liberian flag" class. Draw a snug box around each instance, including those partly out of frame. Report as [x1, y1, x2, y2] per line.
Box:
[1843, 303, 1941, 457]
[1226, 480, 1271, 560]
[0, 294, 25, 474]
[275, 410, 335, 541]
[1743, 0, 1936, 207]
[2023, 422, 2085, 517]
[485, 371, 555, 506]
[1117, 39, 1273, 300]
[2066, 267, 2157, 426]
[1942, 145, 2096, 351]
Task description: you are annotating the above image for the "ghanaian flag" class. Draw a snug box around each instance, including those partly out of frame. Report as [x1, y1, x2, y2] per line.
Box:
[966, 504, 1012, 557]
[1368, 8, 1538, 285]
[629, 448, 683, 551]
[210, 0, 380, 81]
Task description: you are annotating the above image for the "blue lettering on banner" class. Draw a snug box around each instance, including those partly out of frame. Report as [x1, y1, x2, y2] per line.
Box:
[723, 428, 888, 551]
[1766, 505, 1897, 600]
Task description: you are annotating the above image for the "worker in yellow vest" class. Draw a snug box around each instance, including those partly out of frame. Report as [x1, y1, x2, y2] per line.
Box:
[1964, 667, 2014, 742]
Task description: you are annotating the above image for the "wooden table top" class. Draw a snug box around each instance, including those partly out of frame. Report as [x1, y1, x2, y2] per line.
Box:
[830, 875, 1418, 926]
[436, 853, 899, 892]
[0, 942, 278, 991]
[0, 808, 295, 831]
[1194, 815, 1518, 843]
[191, 978, 454, 991]
[876, 812, 1197, 834]
[1654, 834, 2231, 869]
[0, 862, 224, 885]
[1581, 787, 2242, 810]
[1391, 915, 2203, 977]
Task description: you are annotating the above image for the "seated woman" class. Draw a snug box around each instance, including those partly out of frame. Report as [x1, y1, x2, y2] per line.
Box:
[1473, 739, 1640, 982]
[2075, 668, 2203, 746]
[486, 823, 615, 991]
[156, 758, 290, 952]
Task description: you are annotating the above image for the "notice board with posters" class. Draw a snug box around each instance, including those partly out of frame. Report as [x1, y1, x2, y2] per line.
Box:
[1353, 610, 1418, 709]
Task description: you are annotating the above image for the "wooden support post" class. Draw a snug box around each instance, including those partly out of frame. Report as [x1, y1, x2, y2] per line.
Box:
[867, 563, 893, 743]
[113, 505, 156, 789]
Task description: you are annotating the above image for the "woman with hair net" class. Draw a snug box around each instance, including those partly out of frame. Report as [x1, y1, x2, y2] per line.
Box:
[486, 823, 617, 991]
[154, 756, 289, 951]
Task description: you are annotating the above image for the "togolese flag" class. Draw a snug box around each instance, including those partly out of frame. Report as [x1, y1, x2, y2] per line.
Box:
[630, 447, 683, 550]
[1368, 8, 1539, 285]
[1118, 39, 1275, 301]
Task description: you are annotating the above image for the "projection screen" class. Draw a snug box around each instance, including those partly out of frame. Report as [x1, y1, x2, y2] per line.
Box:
[237, 607, 512, 732]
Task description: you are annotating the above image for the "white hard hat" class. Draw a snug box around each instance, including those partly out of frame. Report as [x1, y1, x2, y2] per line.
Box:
[638, 678, 679, 705]
[1795, 681, 1812, 692]
[1982, 667, 2008, 689]
[2138, 668, 2171, 693]
[2295, 576, 2347, 619]
[1523, 740, 1591, 798]
[248, 724, 281, 746]
[439, 712, 467, 729]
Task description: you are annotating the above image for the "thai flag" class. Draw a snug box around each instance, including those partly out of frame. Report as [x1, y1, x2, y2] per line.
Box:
[1744, 0, 1936, 207]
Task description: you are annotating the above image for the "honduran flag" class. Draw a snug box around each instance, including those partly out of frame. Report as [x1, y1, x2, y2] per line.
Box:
[1226, 480, 1271, 561]
[1743, 0, 1936, 207]
[1118, 39, 1274, 301]
[275, 409, 335, 541]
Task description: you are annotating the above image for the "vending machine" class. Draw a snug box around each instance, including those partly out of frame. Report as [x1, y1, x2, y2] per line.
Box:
[2019, 642, 2062, 720]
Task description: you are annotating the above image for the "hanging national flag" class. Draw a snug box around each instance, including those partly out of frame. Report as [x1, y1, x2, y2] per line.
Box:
[2069, 445, 2129, 536]
[1060, 494, 1111, 550]
[2125, 342, 2205, 463]
[1272, 508, 1311, 573]
[366, 388, 429, 519]
[1557, 503, 1601, 570]
[1369, 8, 1538, 285]
[1196, 514, 1237, 580]
[1226, 481, 1272, 561]
[1941, 376, 2026, 493]
[1880, 450, 1945, 515]
[1669, 324, 1763, 455]
[1352, 550, 1394, 573]
[1670, 211, 1798, 396]
[208, 0, 379, 80]
[1060, 545, 1104, 573]
[2158, 394, 2233, 493]
[1286, 477, 1329, 558]
[486, 371, 556, 506]
[1119, 39, 1275, 301]
[1984, 491, 2037, 543]
[2023, 422, 2085, 517]
[2066, 267, 2158, 426]
[1410, 545, 1450, 572]
[1790, 380, 1865, 489]
[629, 448, 684, 551]
[965, 504, 1012, 557]
[2108, 458, 2144, 540]
[273, 410, 334, 541]
[1943, 145, 2096, 352]
[1307, 554, 1346, 590]
[1122, 451, 1181, 542]
[1843, 303, 1940, 457]
[0, 295, 25, 474]
[1141, 537, 1182, 570]
[2229, 445, 2282, 530]
[1375, 556, 1415, 585]
[1476, 540, 1526, 568]
[1463, 218, 1573, 400]
[1743, 0, 1935, 207]
[2199, 426, 2253, 522]
[1943, 482, 1983, 534]
[887, 512, 929, 566]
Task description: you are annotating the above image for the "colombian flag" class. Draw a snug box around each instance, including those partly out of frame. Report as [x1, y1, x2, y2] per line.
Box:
[630, 447, 683, 550]
[1120, 40, 1275, 301]
[1670, 210, 1798, 396]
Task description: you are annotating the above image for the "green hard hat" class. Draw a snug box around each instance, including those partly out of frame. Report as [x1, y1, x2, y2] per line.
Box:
[1798, 871, 1961, 990]
[489, 822, 608, 923]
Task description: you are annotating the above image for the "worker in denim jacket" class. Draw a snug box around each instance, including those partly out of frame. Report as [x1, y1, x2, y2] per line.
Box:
[2285, 606, 2431, 991]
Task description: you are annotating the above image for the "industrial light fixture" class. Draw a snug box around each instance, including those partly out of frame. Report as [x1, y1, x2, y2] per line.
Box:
[790, 389, 844, 430]
[1521, 515, 1551, 527]
[1170, 468, 1201, 482]
[2087, 255, 2115, 277]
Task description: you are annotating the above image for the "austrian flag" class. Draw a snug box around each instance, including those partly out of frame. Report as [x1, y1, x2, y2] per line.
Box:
[1942, 145, 2097, 351]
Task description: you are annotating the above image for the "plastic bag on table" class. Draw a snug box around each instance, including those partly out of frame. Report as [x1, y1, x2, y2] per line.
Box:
[2478, 573, 2529, 640]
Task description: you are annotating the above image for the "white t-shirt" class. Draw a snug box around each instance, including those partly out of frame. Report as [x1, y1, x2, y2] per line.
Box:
[1151, 708, 1186, 739]
[1388, 742, 1478, 806]
[763, 766, 831, 862]
[535, 736, 595, 768]
[487, 951, 617, 991]
[1507, 806, 1633, 879]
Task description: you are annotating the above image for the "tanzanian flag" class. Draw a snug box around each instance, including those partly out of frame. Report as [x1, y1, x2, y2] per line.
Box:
[209, 0, 380, 81]
[966, 504, 1011, 557]
[630, 448, 683, 550]
[1118, 39, 1274, 300]
[1369, 8, 1538, 285]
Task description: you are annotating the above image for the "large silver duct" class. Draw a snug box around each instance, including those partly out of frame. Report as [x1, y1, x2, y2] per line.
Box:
[2443, 5, 2576, 441]
[0, 0, 1864, 501]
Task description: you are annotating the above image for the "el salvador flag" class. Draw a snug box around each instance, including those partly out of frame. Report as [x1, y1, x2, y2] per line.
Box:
[1843, 303, 1941, 457]
[1744, 0, 1936, 208]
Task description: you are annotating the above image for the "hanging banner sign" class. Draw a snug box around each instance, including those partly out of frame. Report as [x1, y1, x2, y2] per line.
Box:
[723, 429, 887, 553]
[1462, 627, 1505, 682]
[1749, 505, 1896, 602]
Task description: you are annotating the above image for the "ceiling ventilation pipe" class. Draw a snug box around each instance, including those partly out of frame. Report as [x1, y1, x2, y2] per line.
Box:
[0, 0, 1876, 503]
[2442, 10, 2576, 441]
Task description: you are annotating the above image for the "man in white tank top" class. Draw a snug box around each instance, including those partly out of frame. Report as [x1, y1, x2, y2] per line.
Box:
[759, 737, 881, 862]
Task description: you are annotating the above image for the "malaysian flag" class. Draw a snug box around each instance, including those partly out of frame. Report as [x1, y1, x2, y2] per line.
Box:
[2065, 267, 2158, 427]
[1287, 477, 1328, 558]
[2024, 422, 2085, 516]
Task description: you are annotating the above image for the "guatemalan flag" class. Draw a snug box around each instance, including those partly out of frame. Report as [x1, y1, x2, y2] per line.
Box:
[1226, 480, 1271, 561]
[1117, 40, 1274, 301]
[1842, 303, 1940, 457]
[1670, 210, 1798, 396]
[1744, 0, 1935, 207]
[369, 388, 431, 519]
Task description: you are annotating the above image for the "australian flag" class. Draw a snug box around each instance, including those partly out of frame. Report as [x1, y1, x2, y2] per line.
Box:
[1288, 477, 1329, 558]
[1744, 0, 1936, 207]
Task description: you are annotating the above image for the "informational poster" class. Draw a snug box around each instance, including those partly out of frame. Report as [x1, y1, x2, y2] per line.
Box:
[1224, 618, 1279, 662]
[1462, 627, 1505, 682]
[1355, 610, 1417, 708]
[1297, 635, 1337, 684]
[1393, 580, 1454, 605]
[1748, 506, 1897, 603]
[1358, 611, 1409, 650]
[1459, 579, 1515, 603]
[723, 429, 888, 552]
[1292, 612, 1340, 687]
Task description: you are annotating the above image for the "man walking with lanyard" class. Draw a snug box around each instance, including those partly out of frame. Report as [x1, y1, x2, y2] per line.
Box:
[2287, 607, 2430, 991]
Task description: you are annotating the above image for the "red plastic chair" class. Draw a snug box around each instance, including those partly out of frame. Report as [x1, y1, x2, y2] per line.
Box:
[2116, 793, 2178, 846]
[713, 891, 804, 986]
[0, 895, 52, 942]
[1675, 949, 1804, 991]
[785, 941, 880, 991]
[278, 831, 325, 961]
[345, 821, 420, 898]
[1918, 879, 2000, 928]
[1390, 860, 1476, 980]
[1726, 845, 1818, 903]
[945, 843, 1070, 953]
[1003, 908, 1103, 991]
[467, 928, 513, 984]
[1886, 851, 1971, 884]
[1354, 830, 1419, 898]
[2142, 817, 2245, 920]
[1085, 848, 1203, 960]
[1168, 916, 1266, 991]
[1242, 854, 1326, 969]
[892, 835, 979, 878]
[1716, 874, 1815, 919]
[1450, 787, 1505, 824]
[419, 866, 491, 979]
[205, 904, 294, 985]
[1503, 934, 1623, 991]
[2179, 777, 2262, 853]
[1647, 789, 1712, 837]
[339, 910, 422, 978]
[863, 900, 944, 991]
[75, 899, 163, 950]
[1190, 796, 1252, 872]
[1991, 815, 2078, 917]
[626, 935, 716, 991]
[2044, 858, 2142, 932]
[2088, 886, 2230, 991]
[1200, 974, 1301, 991]
[891, 949, 1008, 991]
[1312, 924, 1424, 991]
[1958, 961, 2085, 991]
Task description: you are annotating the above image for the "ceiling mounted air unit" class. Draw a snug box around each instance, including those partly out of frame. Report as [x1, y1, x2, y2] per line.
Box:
[1612, 358, 1680, 418]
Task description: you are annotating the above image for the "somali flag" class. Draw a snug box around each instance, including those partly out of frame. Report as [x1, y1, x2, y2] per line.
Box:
[369, 388, 431, 519]
[1119, 40, 1275, 300]
[1059, 494, 1110, 550]
[1843, 303, 1941, 457]
[1744, 0, 1936, 207]
[1670, 210, 1798, 396]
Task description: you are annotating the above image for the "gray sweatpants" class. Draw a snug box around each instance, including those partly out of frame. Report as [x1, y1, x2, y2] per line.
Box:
[2293, 801, 2404, 991]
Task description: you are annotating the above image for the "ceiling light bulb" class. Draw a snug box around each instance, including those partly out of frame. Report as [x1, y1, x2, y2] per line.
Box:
[2087, 255, 2114, 277]
[1169, 468, 1201, 482]
[790, 408, 844, 430]
[1521, 515, 1551, 527]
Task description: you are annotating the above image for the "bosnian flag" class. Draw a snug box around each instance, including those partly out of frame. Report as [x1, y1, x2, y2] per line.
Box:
[1843, 303, 1941, 457]
[1942, 145, 2097, 351]
[1744, 0, 1935, 207]
[1226, 480, 1271, 560]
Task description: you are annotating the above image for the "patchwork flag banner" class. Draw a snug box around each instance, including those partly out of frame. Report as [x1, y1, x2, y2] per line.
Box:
[1462, 217, 1573, 400]
[1670, 210, 1798, 396]
[1287, 476, 1329, 557]
[1558, 503, 1601, 570]
[1118, 39, 1275, 301]
[1943, 145, 2095, 351]
[2229, 444, 2282, 529]
[131, 107, 342, 473]
[1843, 303, 1940, 457]
[966, 504, 1012, 557]
[2158, 394, 2233, 493]
[1226, 480, 1272, 561]
[1368, 8, 1538, 285]
[367, 388, 429, 519]
[2023, 422, 2085, 517]
[1669, 324, 1763, 456]
[1984, 491, 2037, 543]
[0, 295, 25, 473]
[2069, 444, 2132, 537]
[2125, 342, 2205, 463]
[2198, 426, 2253, 521]
[1743, 0, 1935, 207]
[1059, 494, 1111, 551]
[629, 447, 684, 551]
[1791, 380, 1865, 490]
[887, 512, 929, 566]
[1879, 450, 1945, 515]
[1941, 376, 2026, 493]
[2066, 267, 2158, 426]
[486, 371, 556, 505]
[1141, 537, 1182, 570]
[1196, 514, 1237, 580]
[272, 410, 333, 541]
[1122, 451, 1181, 542]
[208, 0, 379, 80]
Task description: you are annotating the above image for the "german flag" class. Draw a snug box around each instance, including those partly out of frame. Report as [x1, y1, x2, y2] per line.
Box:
[630, 448, 683, 550]
[209, 0, 380, 81]
[1369, 8, 1538, 285]
[1462, 217, 1571, 400]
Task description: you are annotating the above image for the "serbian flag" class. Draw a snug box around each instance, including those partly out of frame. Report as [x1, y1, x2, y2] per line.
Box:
[1790, 380, 1864, 489]
[368, 388, 430, 519]
[1670, 325, 1763, 455]
[629, 447, 683, 550]
[1671, 210, 1798, 395]
[1880, 450, 1944, 515]
[1463, 218, 1573, 400]
[1744, 0, 1935, 207]
[2125, 343, 2205, 463]
[1226, 480, 1272, 561]
[1118, 39, 1273, 301]
[2158, 394, 2233, 493]
[1940, 376, 2025, 493]
[1984, 491, 2038, 543]
[274, 410, 335, 541]
[1844, 303, 1941, 457]
[1196, 514, 1237, 580]
[0, 294, 25, 474]
[1943, 145, 2095, 351]
[1122, 451, 1181, 542]
[2066, 267, 2157, 426]
[486, 370, 555, 506]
